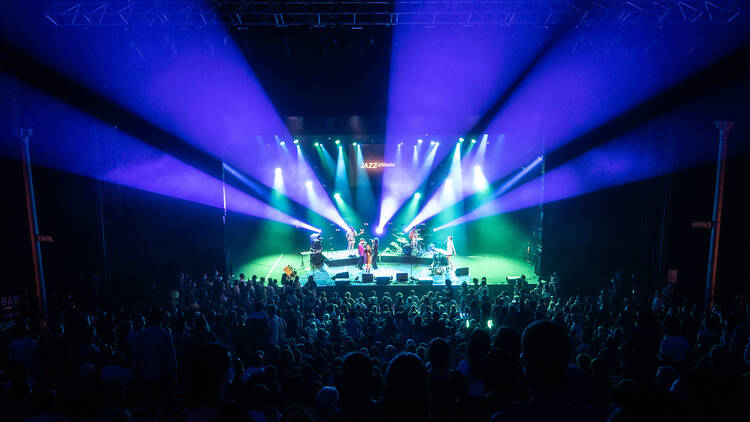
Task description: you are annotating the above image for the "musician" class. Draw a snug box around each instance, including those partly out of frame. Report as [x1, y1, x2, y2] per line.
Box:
[310, 233, 323, 268]
[346, 228, 356, 253]
[371, 237, 379, 269]
[365, 243, 373, 273]
[357, 238, 366, 270]
[445, 236, 456, 270]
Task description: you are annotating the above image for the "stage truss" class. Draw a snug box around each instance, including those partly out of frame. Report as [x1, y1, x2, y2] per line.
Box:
[45, 1, 745, 28]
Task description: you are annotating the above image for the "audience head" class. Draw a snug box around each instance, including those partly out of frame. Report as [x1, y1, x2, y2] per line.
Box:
[521, 320, 570, 393]
[382, 353, 429, 422]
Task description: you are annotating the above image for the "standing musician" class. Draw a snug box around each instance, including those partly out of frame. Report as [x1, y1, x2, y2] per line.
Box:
[346, 228, 356, 253]
[445, 236, 456, 270]
[310, 233, 323, 268]
[365, 243, 373, 273]
[357, 239, 366, 270]
[371, 238, 379, 269]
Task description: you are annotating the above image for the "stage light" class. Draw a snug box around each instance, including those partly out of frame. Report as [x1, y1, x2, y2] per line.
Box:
[334, 192, 341, 200]
[473, 165, 489, 191]
[314, 142, 319, 147]
[305, 180, 312, 189]
[275, 167, 282, 174]
[279, 141, 285, 146]
[352, 142, 358, 146]
[376, 226, 383, 234]
[435, 142, 440, 146]
[335, 139, 341, 145]
[293, 139, 299, 144]
[414, 192, 421, 199]
[459, 138, 464, 143]
[418, 139, 423, 144]
[487, 320, 493, 329]
[430, 140, 435, 145]
[470, 138, 476, 144]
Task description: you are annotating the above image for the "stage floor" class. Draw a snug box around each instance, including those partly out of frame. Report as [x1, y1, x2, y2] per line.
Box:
[234, 251, 536, 286]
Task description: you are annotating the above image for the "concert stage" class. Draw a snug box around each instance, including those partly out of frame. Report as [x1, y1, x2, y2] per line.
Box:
[236, 251, 537, 287]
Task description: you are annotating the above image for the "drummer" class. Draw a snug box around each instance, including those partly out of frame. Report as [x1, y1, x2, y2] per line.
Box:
[408, 227, 419, 251]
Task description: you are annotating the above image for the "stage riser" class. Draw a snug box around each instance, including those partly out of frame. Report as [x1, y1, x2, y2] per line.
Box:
[316, 284, 514, 298]
[325, 254, 432, 267]
[326, 257, 359, 267]
[380, 255, 432, 265]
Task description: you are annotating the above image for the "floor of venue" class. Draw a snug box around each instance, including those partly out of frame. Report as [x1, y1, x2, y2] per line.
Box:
[235, 250, 536, 286]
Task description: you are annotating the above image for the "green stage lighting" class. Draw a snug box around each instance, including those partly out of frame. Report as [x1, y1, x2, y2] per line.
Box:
[293, 139, 299, 144]
[314, 142, 319, 147]
[470, 138, 476, 144]
[414, 192, 421, 199]
[335, 139, 341, 145]
[334, 192, 341, 200]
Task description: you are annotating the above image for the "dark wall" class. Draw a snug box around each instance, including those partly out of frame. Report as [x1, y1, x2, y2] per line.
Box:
[1, 158, 225, 309]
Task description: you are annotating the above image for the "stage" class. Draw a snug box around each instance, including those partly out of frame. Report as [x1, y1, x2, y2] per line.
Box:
[235, 249, 537, 286]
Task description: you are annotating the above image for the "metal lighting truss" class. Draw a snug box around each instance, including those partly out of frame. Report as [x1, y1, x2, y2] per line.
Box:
[44, 1, 745, 27]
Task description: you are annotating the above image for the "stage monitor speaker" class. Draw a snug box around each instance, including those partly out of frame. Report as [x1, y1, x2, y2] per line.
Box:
[455, 267, 469, 276]
[376, 276, 392, 285]
[362, 273, 374, 283]
[333, 272, 349, 279]
[416, 279, 433, 285]
[335, 279, 350, 286]
[396, 273, 409, 283]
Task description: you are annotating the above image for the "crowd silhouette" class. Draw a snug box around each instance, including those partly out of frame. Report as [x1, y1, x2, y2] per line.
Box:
[2, 270, 750, 422]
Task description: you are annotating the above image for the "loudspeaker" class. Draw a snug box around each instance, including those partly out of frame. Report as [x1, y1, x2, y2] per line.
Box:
[362, 273, 374, 283]
[376, 276, 391, 285]
[396, 273, 409, 283]
[455, 267, 469, 276]
[416, 279, 433, 285]
[333, 272, 349, 279]
[335, 279, 350, 286]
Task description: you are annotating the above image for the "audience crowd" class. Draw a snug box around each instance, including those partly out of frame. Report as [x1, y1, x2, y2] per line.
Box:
[2, 270, 750, 422]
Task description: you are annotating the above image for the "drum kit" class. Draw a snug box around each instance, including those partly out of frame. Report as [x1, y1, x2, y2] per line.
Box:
[393, 226, 427, 256]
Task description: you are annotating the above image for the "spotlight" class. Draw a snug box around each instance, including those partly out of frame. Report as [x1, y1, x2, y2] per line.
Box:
[279, 141, 286, 146]
[334, 192, 341, 200]
[352, 142, 357, 146]
[414, 192, 421, 199]
[459, 137, 464, 143]
[275, 167, 282, 174]
[470, 138, 476, 144]
[305, 180, 312, 189]
[430, 140, 435, 145]
[314, 142, 319, 147]
[376, 226, 383, 235]
[435, 142, 440, 146]
[418, 139, 423, 144]
[293, 139, 299, 145]
[335, 139, 341, 145]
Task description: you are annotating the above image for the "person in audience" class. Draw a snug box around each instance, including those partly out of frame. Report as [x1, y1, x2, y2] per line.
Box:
[491, 320, 602, 422]
[133, 308, 177, 420]
[382, 353, 430, 422]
